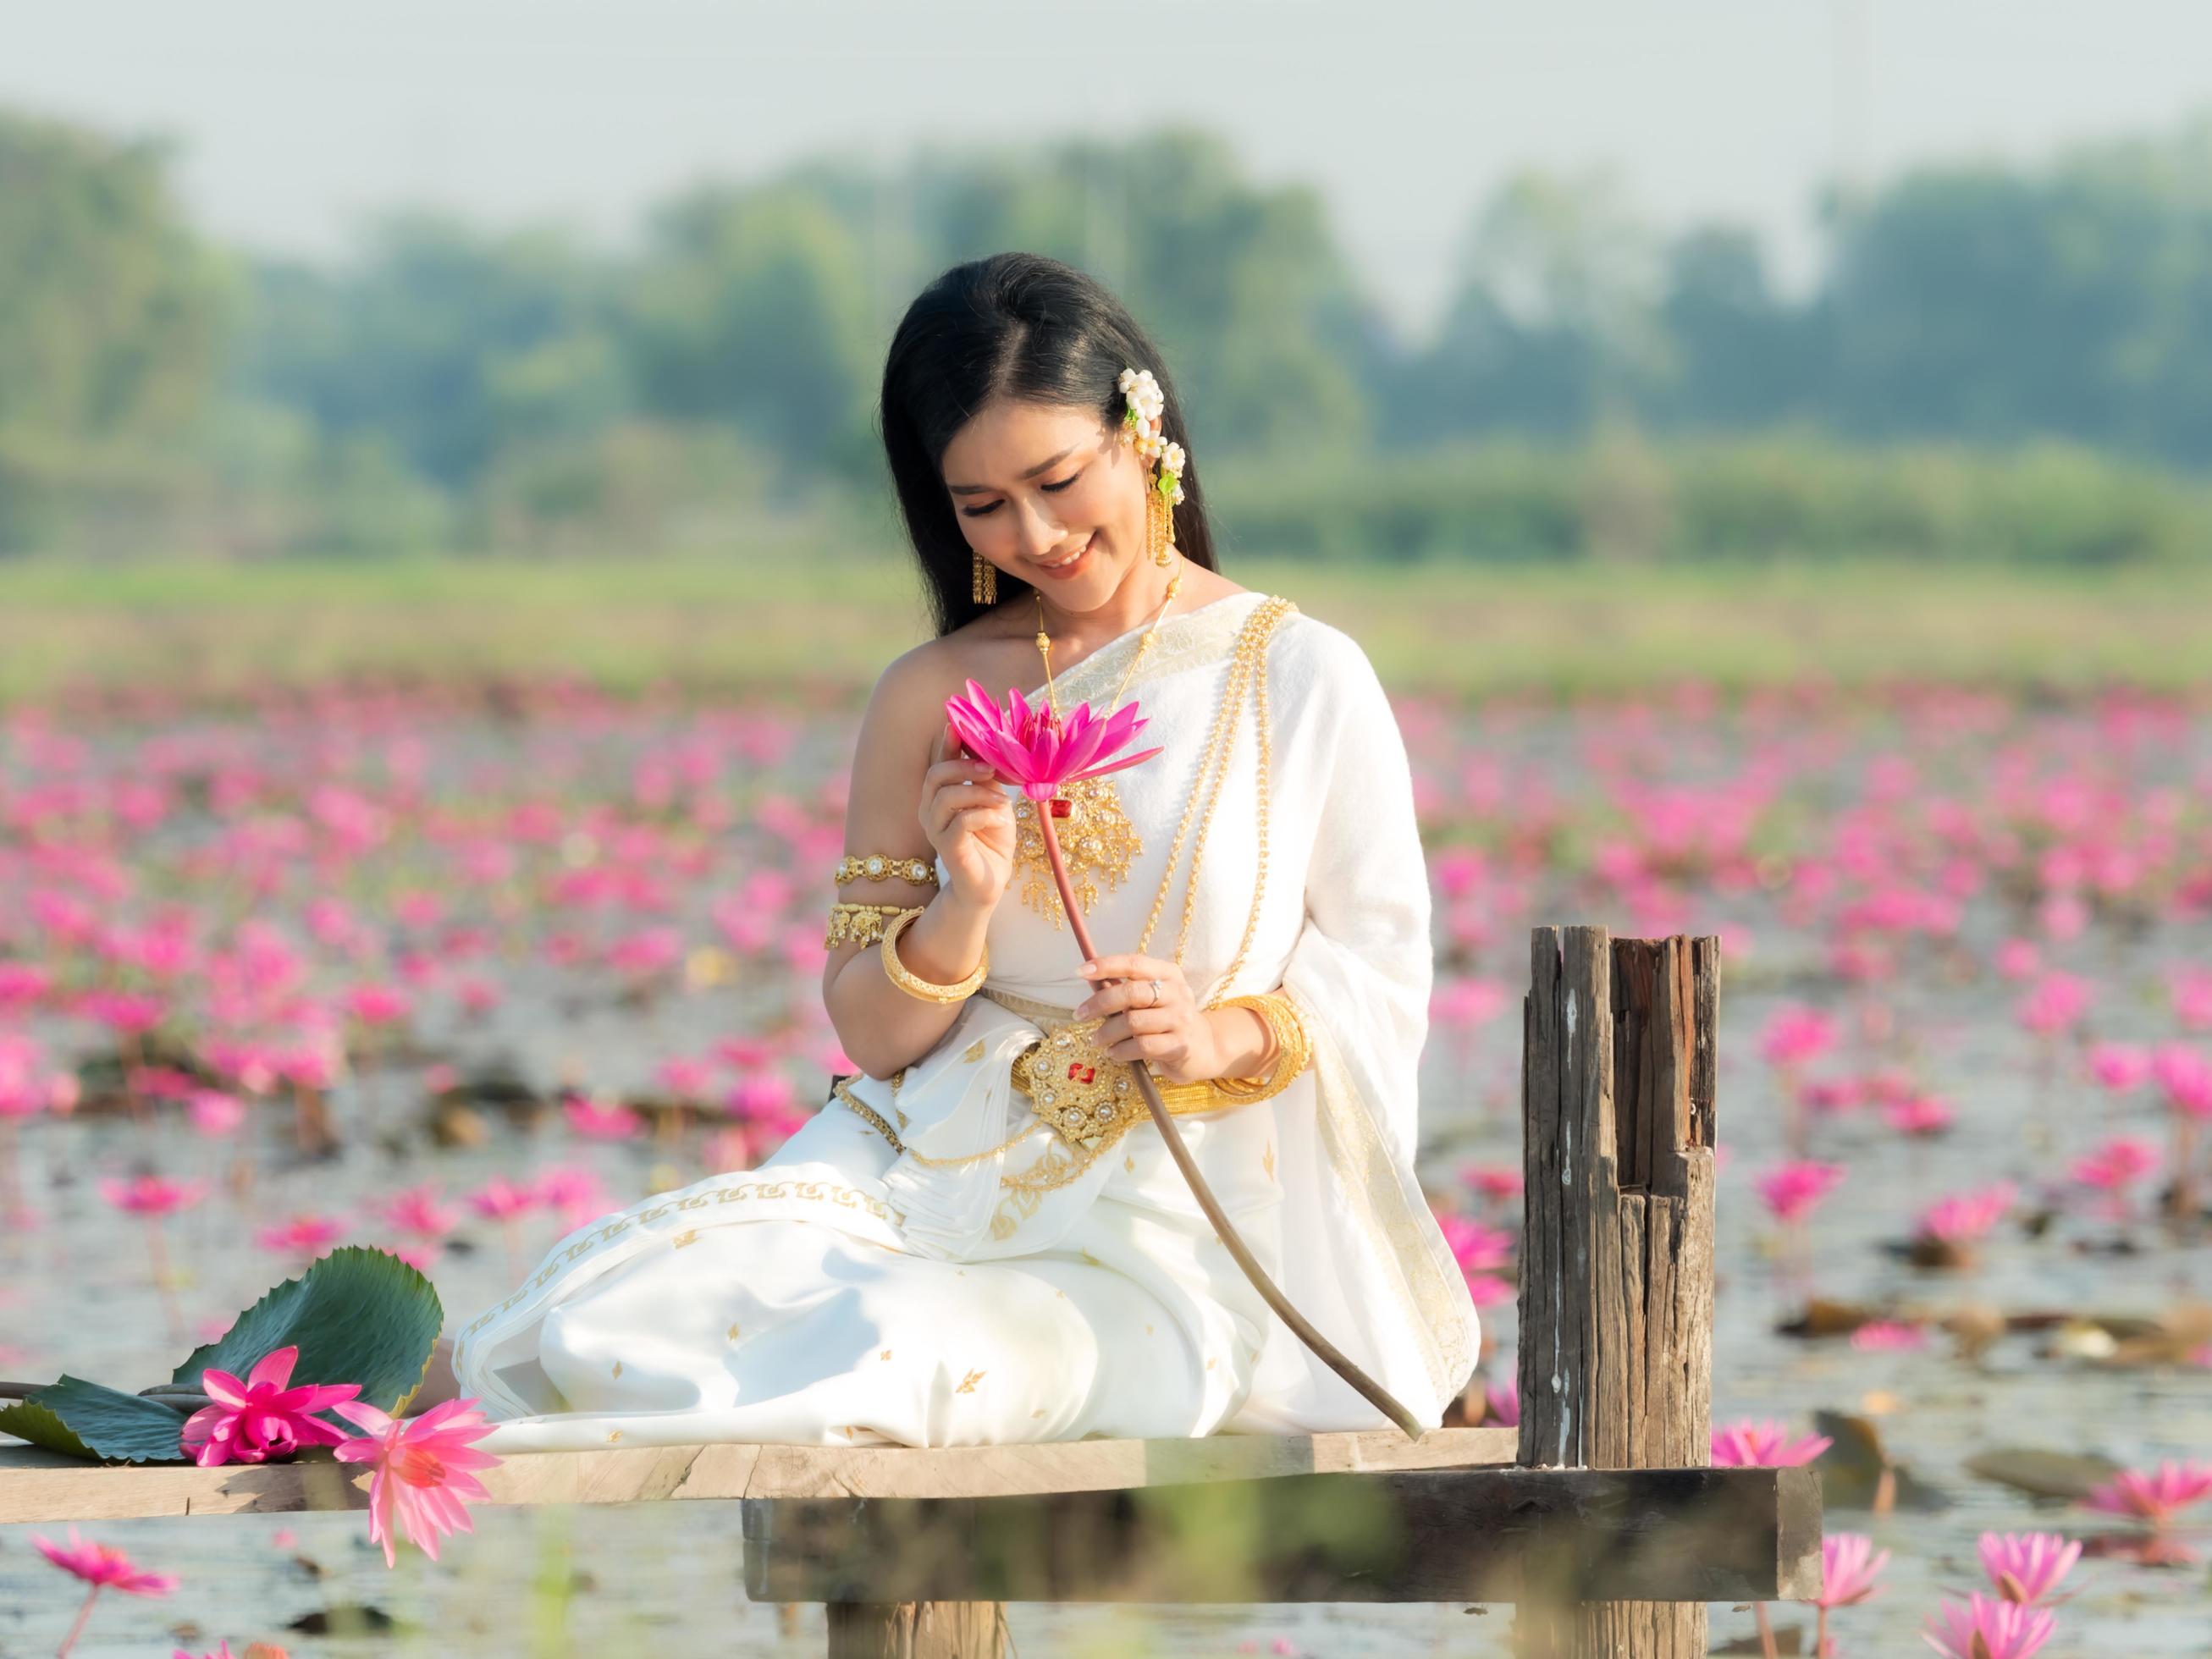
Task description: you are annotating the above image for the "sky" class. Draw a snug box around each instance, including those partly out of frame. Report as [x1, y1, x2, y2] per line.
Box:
[5, 0, 2210, 345]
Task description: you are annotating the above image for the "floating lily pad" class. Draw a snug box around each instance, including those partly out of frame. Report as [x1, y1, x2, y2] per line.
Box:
[1963, 1446, 2124, 1501]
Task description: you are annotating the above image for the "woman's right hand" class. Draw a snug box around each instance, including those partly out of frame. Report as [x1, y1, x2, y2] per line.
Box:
[921, 719, 1015, 912]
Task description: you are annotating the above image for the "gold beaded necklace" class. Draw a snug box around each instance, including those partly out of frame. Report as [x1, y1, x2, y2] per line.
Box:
[1007, 556, 1185, 927]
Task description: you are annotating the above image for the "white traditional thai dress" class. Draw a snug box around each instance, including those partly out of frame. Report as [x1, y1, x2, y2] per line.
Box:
[450, 589, 1480, 1453]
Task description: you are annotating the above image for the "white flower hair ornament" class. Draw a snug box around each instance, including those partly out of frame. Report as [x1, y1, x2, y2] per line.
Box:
[1117, 366, 1186, 507]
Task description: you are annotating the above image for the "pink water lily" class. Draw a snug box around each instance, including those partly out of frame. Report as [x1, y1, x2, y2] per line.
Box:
[330, 1397, 502, 1568]
[1711, 1418, 1832, 1467]
[1814, 1530, 1889, 1607]
[943, 678, 1161, 801]
[1978, 1530, 2082, 1605]
[2080, 1458, 2212, 1525]
[32, 1525, 177, 1658]
[179, 1345, 362, 1467]
[1921, 1590, 2055, 1658]
[33, 1524, 179, 1593]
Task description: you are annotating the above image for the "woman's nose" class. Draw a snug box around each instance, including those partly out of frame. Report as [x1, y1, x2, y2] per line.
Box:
[1015, 498, 1064, 559]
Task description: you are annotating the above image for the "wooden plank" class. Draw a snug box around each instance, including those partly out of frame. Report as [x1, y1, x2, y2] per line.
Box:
[0, 1425, 1517, 1525]
[742, 1464, 1823, 1606]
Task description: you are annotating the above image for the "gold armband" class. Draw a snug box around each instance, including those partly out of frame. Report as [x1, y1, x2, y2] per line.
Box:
[836, 853, 938, 888]
[825, 901, 912, 950]
[879, 905, 988, 1003]
[1208, 991, 1312, 1104]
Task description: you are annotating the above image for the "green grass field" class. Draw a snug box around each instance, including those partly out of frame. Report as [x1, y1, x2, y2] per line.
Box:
[2, 554, 2204, 705]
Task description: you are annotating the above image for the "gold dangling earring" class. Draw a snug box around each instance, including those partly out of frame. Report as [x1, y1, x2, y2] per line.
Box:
[1150, 477, 1172, 566]
[972, 549, 996, 604]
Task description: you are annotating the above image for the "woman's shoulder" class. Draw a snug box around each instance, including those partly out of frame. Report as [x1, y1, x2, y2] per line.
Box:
[1262, 603, 1386, 700]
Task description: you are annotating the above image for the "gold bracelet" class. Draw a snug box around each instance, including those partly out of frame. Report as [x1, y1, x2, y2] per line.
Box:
[879, 905, 987, 1003]
[1208, 991, 1311, 1103]
[836, 853, 938, 888]
[825, 901, 913, 950]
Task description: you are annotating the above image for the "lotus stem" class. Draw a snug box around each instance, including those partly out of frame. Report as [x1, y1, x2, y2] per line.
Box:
[1035, 803, 1426, 1441]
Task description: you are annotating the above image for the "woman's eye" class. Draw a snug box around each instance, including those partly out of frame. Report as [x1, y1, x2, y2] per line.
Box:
[960, 474, 1078, 519]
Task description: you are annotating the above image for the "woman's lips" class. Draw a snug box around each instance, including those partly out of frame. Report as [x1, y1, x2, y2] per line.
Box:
[1032, 534, 1094, 580]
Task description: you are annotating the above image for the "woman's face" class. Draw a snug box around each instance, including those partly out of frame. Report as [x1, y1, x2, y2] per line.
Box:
[940, 397, 1149, 610]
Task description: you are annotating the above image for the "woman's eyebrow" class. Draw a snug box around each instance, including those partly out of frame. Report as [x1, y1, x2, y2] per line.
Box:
[947, 444, 1077, 494]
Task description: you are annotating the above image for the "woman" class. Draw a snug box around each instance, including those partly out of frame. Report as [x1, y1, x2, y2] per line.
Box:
[434, 251, 1480, 1452]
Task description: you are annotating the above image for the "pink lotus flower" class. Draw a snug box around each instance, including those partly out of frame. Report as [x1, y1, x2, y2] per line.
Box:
[32, 1524, 179, 1593]
[2080, 1458, 2212, 1525]
[2069, 1135, 2160, 1201]
[344, 982, 412, 1025]
[942, 678, 1161, 802]
[2016, 970, 2093, 1037]
[1758, 1003, 1838, 1067]
[1815, 1530, 1889, 1607]
[657, 1055, 717, 1098]
[1914, 1180, 2017, 1244]
[533, 1163, 611, 1228]
[1882, 1091, 1954, 1136]
[1754, 1160, 1846, 1223]
[2171, 964, 2212, 1030]
[179, 1345, 361, 1467]
[1456, 1162, 1525, 1204]
[466, 1175, 539, 1221]
[725, 1070, 797, 1121]
[330, 1397, 502, 1568]
[1978, 1530, 2081, 1605]
[1480, 1380, 1519, 1425]
[2087, 1040, 2151, 1092]
[1849, 1320, 1928, 1351]
[562, 1090, 643, 1139]
[2149, 1042, 2212, 1121]
[1436, 1213, 1515, 1275]
[98, 1173, 210, 1217]
[186, 1088, 247, 1136]
[254, 1214, 347, 1256]
[1920, 1591, 2055, 1658]
[377, 1181, 457, 1239]
[33, 1524, 177, 1657]
[1711, 1419, 1832, 1467]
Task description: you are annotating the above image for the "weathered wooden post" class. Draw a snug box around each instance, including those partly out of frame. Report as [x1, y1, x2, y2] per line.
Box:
[1514, 926, 1722, 1658]
[825, 1601, 1009, 1658]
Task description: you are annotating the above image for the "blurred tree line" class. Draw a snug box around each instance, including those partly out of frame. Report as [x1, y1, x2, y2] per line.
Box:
[7, 104, 2212, 564]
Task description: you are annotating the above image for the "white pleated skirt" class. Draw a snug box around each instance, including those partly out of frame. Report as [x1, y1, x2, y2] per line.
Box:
[451, 1100, 1280, 1454]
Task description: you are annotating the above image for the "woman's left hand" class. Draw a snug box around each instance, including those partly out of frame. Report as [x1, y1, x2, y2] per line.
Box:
[1073, 955, 1222, 1086]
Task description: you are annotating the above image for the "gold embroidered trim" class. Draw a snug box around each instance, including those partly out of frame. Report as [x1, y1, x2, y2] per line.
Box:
[1021, 591, 1267, 711]
[1299, 981, 1474, 1407]
[832, 1076, 906, 1151]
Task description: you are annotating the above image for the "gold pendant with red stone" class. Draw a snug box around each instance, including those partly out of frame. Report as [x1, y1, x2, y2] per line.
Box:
[1010, 771, 1141, 929]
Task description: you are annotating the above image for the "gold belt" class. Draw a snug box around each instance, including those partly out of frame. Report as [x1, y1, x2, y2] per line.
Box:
[979, 986, 1227, 1146]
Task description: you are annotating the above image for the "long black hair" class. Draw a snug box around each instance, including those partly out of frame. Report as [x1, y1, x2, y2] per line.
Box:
[879, 252, 1222, 637]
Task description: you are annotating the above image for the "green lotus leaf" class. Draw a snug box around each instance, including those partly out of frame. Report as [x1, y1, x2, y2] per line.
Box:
[169, 1244, 443, 1415]
[0, 1376, 189, 1463]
